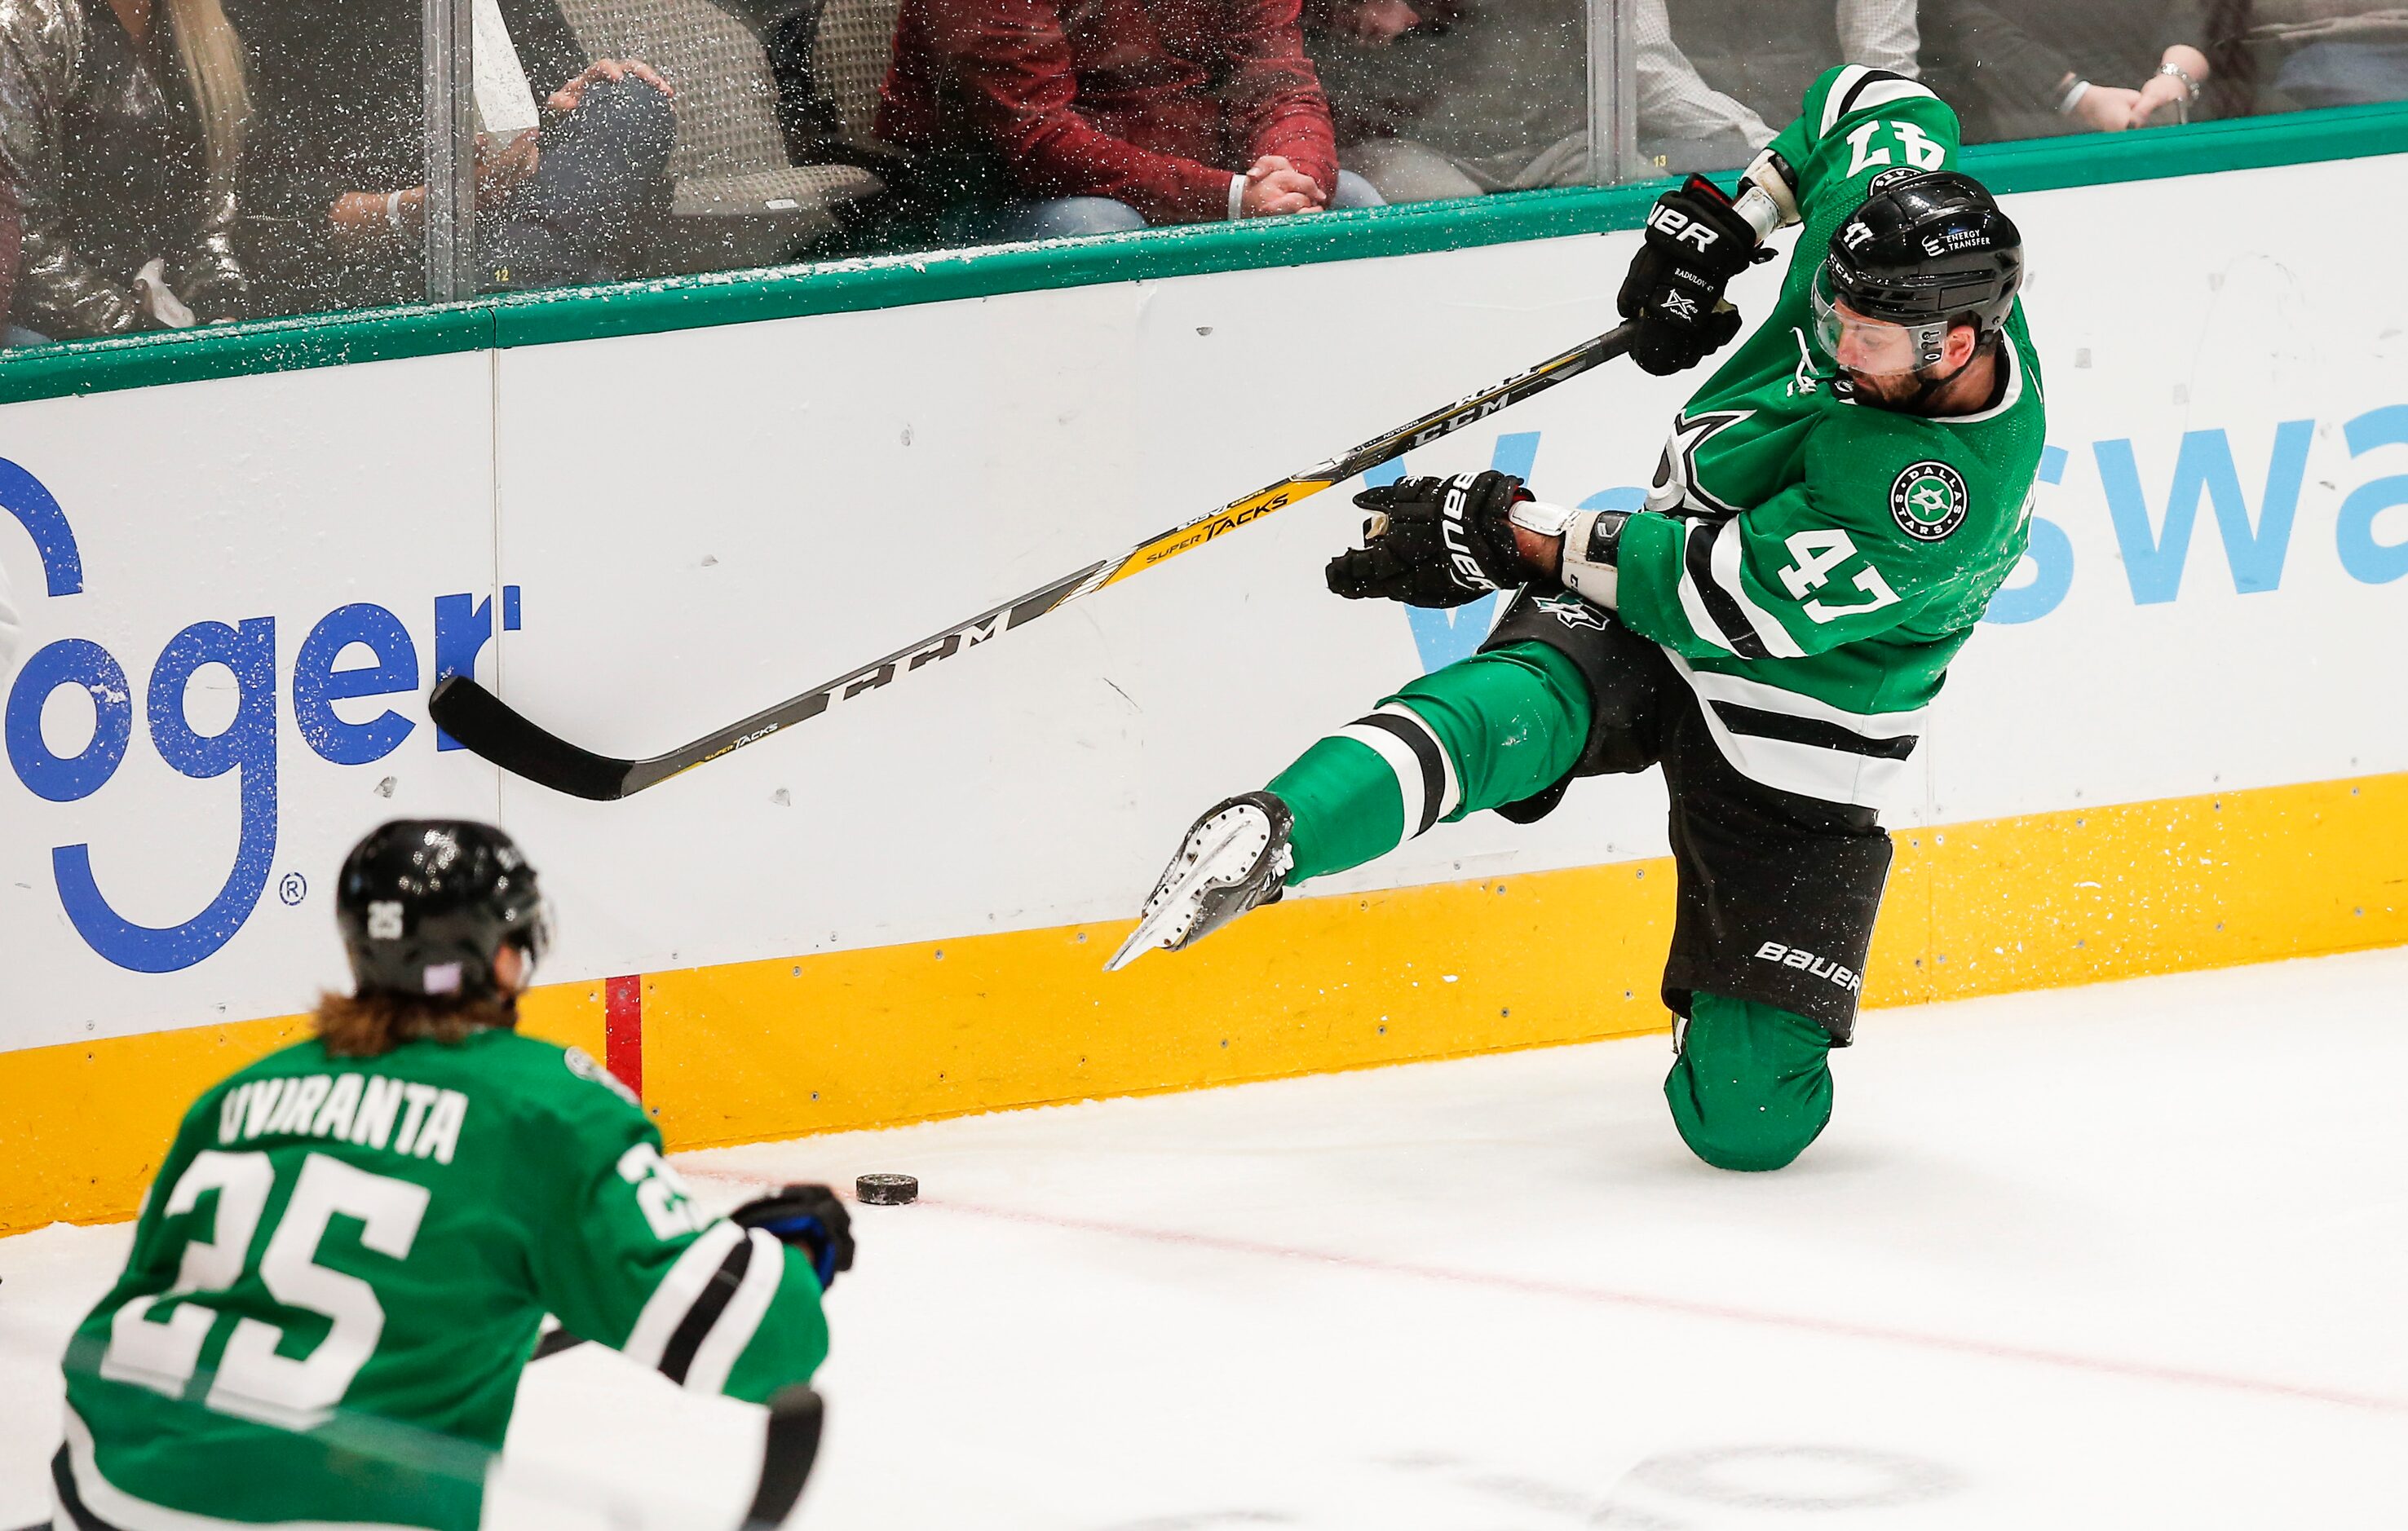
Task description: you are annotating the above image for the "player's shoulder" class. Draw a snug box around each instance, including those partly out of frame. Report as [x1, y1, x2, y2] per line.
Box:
[446, 1030, 648, 1121]
[1808, 388, 2038, 550]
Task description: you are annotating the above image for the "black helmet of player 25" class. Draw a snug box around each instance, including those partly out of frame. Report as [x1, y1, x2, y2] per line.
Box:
[336, 819, 550, 999]
[1816, 170, 2024, 373]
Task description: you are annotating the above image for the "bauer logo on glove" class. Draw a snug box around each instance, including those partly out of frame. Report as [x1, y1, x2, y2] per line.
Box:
[1326, 471, 1535, 608]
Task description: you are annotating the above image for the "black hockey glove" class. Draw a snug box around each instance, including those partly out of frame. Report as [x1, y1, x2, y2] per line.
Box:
[733, 1184, 855, 1291]
[1617, 174, 1773, 377]
[1326, 471, 1533, 607]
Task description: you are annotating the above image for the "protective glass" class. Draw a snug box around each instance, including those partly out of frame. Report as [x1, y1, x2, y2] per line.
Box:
[1809, 268, 1942, 377]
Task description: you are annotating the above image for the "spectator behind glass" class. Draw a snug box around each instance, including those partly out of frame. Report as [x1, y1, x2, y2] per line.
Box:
[877, 0, 1384, 240]
[1314, 0, 1916, 204]
[1919, 0, 2212, 139]
[0, 0, 253, 342]
[2186, 0, 2408, 110]
[228, 0, 676, 318]
[1656, 0, 1917, 135]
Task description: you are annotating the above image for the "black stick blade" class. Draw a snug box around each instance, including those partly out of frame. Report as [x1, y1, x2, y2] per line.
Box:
[428, 676, 638, 801]
[744, 1386, 825, 1529]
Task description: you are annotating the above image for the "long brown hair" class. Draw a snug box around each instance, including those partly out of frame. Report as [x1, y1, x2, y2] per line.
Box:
[314, 991, 516, 1059]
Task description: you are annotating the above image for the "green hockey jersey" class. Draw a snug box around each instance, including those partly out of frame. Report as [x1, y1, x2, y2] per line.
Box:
[1609, 64, 2047, 809]
[58, 1030, 829, 1531]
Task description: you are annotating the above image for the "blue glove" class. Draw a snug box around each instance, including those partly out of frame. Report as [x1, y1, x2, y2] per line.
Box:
[732, 1184, 855, 1291]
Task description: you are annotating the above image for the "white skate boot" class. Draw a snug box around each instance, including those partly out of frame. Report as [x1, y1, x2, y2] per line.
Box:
[1106, 792, 1296, 971]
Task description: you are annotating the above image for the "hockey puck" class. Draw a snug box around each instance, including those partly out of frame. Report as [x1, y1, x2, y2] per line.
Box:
[855, 1174, 917, 1205]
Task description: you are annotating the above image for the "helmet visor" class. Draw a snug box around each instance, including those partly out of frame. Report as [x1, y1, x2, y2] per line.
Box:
[1812, 267, 1943, 377]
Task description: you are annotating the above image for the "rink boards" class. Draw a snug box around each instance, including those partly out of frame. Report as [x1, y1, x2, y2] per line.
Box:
[4, 152, 2406, 1230]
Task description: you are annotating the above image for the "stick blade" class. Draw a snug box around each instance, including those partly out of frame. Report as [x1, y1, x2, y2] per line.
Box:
[428, 676, 637, 801]
[743, 1386, 825, 1529]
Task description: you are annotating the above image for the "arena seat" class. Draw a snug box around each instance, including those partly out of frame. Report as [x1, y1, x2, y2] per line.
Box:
[553, 0, 886, 271]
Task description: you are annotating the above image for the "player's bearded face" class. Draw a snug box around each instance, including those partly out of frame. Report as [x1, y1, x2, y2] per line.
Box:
[1824, 302, 1920, 383]
[1813, 275, 1955, 405]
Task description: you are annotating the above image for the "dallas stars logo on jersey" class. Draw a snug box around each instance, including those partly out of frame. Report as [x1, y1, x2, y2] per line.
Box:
[1889, 461, 1969, 541]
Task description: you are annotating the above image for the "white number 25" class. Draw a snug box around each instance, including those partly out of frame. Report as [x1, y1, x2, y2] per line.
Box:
[1778, 529, 1902, 624]
[100, 1150, 428, 1429]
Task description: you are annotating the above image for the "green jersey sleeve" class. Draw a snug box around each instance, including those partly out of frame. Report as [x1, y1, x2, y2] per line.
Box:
[1764, 64, 1962, 234]
[1613, 412, 2012, 663]
[527, 1055, 829, 1404]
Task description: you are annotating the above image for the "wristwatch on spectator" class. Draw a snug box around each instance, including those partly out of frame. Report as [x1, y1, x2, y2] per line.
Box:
[2056, 75, 2092, 116]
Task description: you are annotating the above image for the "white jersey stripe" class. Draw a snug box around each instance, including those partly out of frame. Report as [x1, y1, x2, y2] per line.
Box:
[683, 1228, 787, 1396]
[1708, 518, 1806, 659]
[1672, 522, 1739, 655]
[1847, 78, 1937, 117]
[1667, 650, 1929, 737]
[60, 1409, 423, 1531]
[1663, 651, 1924, 809]
[621, 1220, 743, 1372]
[1819, 65, 1876, 134]
[1374, 703, 1460, 823]
[1687, 695, 1913, 807]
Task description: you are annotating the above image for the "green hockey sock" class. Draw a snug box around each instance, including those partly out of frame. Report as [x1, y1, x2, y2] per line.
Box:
[1663, 992, 1835, 1171]
[1268, 641, 1593, 884]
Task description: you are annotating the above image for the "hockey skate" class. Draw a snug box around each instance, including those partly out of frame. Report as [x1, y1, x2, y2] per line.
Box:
[1106, 792, 1295, 971]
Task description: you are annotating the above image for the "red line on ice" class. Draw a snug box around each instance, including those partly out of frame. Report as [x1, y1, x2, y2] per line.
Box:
[682, 1163, 2404, 1418]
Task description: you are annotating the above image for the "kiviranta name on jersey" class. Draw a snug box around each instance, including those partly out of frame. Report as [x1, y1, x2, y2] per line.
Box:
[215, 1074, 471, 1165]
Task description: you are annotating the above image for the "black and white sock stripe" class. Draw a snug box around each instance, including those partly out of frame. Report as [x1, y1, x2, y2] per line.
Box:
[1338, 704, 1460, 837]
[623, 1221, 787, 1394]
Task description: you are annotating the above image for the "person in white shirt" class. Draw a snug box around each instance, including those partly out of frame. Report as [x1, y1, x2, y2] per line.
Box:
[1317, 0, 1920, 201]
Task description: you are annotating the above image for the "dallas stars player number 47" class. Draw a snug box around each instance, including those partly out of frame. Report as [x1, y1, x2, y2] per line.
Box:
[1114, 65, 2044, 1173]
[52, 821, 852, 1531]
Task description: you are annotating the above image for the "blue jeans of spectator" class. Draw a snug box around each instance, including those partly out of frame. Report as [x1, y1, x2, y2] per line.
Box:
[483, 77, 678, 290]
[2274, 40, 2408, 108]
[3, 325, 50, 347]
[1005, 170, 1385, 240]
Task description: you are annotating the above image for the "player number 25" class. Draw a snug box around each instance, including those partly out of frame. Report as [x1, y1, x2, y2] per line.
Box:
[99, 1150, 430, 1428]
[1778, 529, 1902, 624]
[1845, 120, 1946, 179]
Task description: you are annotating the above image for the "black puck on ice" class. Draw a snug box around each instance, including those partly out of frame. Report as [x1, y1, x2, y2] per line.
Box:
[855, 1174, 917, 1205]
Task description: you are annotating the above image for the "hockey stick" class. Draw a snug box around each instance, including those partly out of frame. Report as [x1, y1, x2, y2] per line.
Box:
[743, 1386, 826, 1529]
[430, 323, 1636, 800]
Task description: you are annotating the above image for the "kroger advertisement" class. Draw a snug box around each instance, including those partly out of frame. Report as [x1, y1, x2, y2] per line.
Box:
[4, 154, 2405, 1056]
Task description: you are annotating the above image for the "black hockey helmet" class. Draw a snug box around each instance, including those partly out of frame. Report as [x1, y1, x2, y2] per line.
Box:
[1817, 170, 2023, 371]
[335, 819, 549, 999]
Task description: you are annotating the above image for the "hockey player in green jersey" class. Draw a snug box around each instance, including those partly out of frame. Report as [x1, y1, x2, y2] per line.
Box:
[52, 820, 850, 1531]
[1112, 65, 2045, 1173]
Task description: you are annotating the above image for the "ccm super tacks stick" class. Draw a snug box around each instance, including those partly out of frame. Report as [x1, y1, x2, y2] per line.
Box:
[431, 324, 1635, 801]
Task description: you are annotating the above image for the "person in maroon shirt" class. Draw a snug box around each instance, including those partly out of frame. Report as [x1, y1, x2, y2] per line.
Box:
[878, 0, 1382, 238]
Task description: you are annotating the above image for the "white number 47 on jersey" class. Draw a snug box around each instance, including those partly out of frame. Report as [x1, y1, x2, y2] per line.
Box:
[1778, 530, 1902, 624]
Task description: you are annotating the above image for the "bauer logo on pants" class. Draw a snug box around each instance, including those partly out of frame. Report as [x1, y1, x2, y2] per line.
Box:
[1889, 461, 1968, 541]
[1754, 942, 1863, 993]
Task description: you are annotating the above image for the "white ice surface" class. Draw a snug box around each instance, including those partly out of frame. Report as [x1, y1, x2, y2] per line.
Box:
[4, 948, 2406, 1529]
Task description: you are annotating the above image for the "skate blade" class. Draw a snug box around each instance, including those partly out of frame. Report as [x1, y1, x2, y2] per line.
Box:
[1105, 816, 1258, 973]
